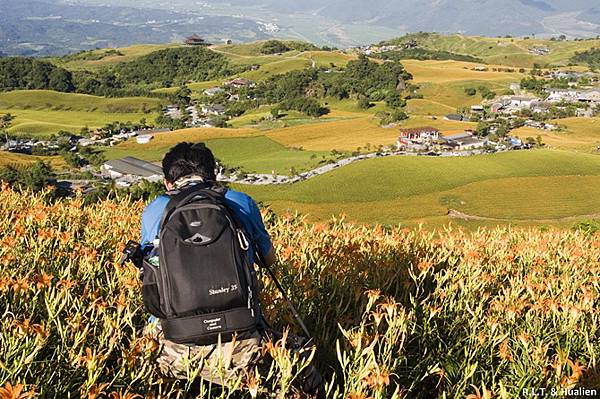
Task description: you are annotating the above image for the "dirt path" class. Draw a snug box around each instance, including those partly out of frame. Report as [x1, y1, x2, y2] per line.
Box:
[448, 209, 600, 223]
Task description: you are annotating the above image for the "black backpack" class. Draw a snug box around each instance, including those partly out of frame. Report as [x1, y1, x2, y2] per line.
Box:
[141, 184, 262, 345]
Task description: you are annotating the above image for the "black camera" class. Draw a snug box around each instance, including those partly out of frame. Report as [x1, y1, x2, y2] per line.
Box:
[119, 240, 143, 269]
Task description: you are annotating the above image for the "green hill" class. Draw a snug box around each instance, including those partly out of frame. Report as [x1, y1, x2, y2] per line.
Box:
[381, 32, 600, 68]
[237, 150, 600, 227]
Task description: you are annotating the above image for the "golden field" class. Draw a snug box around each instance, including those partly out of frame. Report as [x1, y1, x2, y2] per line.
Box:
[0, 186, 598, 398]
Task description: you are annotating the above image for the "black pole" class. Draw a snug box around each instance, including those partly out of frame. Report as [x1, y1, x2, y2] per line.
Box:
[254, 247, 312, 339]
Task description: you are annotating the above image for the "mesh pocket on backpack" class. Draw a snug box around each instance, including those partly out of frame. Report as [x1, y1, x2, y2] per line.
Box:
[142, 259, 166, 318]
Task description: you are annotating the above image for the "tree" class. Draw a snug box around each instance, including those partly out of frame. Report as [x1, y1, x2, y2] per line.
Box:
[61, 151, 81, 168]
[270, 107, 280, 119]
[464, 87, 477, 96]
[173, 86, 192, 107]
[48, 68, 75, 92]
[386, 91, 406, 108]
[261, 40, 291, 55]
[1, 113, 14, 143]
[358, 97, 372, 110]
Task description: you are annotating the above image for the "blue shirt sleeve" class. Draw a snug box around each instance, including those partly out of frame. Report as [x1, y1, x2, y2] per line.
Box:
[141, 195, 170, 251]
[224, 189, 273, 262]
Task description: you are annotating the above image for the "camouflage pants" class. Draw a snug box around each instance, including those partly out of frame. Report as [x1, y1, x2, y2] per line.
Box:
[144, 321, 262, 384]
[143, 322, 324, 396]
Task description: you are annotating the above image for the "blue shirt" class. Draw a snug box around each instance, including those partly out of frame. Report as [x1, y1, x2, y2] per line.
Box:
[141, 188, 272, 265]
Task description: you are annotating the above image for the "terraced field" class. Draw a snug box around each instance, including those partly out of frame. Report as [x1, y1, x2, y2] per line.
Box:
[0, 151, 66, 169]
[392, 34, 600, 68]
[513, 117, 600, 153]
[235, 150, 600, 227]
[104, 133, 337, 174]
[1, 90, 161, 137]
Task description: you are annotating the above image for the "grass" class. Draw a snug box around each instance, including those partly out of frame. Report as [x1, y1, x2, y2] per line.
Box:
[399, 33, 600, 68]
[417, 80, 514, 110]
[236, 149, 600, 226]
[101, 126, 261, 161]
[203, 136, 335, 174]
[512, 117, 600, 153]
[0, 90, 162, 113]
[50, 44, 180, 71]
[0, 90, 162, 137]
[402, 60, 524, 83]
[265, 117, 397, 151]
[239, 58, 313, 81]
[4, 109, 156, 137]
[0, 151, 66, 169]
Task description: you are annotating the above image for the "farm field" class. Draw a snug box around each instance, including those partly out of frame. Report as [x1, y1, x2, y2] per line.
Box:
[393, 33, 600, 68]
[101, 126, 260, 161]
[0, 90, 161, 137]
[513, 117, 600, 153]
[2, 187, 598, 397]
[402, 60, 524, 83]
[104, 134, 337, 174]
[4, 108, 155, 137]
[236, 150, 600, 226]
[0, 90, 162, 113]
[0, 151, 66, 169]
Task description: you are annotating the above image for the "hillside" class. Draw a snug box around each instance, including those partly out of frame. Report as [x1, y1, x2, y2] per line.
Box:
[381, 33, 600, 68]
[1, 38, 600, 229]
[0, 187, 598, 397]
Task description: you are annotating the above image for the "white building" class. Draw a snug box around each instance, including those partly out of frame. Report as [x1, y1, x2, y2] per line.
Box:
[101, 157, 163, 184]
[546, 88, 581, 103]
[136, 135, 153, 144]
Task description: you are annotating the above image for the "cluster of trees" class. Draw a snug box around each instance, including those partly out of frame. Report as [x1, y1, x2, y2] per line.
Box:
[0, 58, 75, 92]
[378, 48, 483, 63]
[251, 55, 411, 119]
[258, 55, 411, 103]
[0, 161, 58, 194]
[463, 85, 496, 100]
[570, 48, 600, 70]
[260, 40, 319, 55]
[0, 47, 242, 96]
[116, 47, 239, 86]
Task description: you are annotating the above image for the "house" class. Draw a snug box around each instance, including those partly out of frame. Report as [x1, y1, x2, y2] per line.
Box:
[528, 46, 550, 56]
[442, 132, 488, 150]
[224, 78, 254, 88]
[491, 102, 506, 113]
[444, 114, 465, 121]
[578, 89, 600, 103]
[184, 34, 211, 46]
[471, 105, 485, 113]
[165, 104, 182, 118]
[396, 127, 440, 151]
[398, 127, 440, 141]
[508, 137, 523, 148]
[546, 88, 581, 103]
[201, 104, 226, 115]
[101, 157, 163, 183]
[509, 96, 538, 109]
[204, 87, 225, 97]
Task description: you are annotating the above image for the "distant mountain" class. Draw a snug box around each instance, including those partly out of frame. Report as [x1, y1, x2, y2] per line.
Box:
[207, 0, 600, 38]
[4, 0, 600, 54]
[0, 0, 268, 56]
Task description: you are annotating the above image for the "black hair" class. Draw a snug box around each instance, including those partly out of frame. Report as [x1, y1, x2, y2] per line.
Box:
[162, 142, 216, 183]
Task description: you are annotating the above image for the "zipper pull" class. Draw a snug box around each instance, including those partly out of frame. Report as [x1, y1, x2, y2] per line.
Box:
[248, 286, 255, 317]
